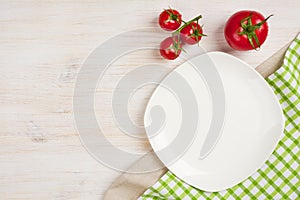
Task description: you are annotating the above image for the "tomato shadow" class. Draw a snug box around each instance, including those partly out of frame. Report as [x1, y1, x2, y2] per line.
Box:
[213, 23, 234, 54]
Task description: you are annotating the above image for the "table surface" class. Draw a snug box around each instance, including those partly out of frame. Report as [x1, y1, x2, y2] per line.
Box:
[0, 0, 299, 199]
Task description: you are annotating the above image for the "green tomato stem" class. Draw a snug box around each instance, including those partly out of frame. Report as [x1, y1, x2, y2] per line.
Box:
[238, 13, 273, 50]
[173, 15, 202, 35]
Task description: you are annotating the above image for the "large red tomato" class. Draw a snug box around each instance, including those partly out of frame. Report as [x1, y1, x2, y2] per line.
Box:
[224, 10, 272, 51]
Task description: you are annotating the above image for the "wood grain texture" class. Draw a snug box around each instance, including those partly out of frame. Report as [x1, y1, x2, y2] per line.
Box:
[0, 0, 299, 199]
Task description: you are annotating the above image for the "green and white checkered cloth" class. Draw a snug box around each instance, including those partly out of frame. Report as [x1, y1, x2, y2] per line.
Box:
[140, 35, 300, 200]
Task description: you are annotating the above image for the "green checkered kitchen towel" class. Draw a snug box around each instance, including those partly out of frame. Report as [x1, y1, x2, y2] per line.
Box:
[140, 35, 300, 200]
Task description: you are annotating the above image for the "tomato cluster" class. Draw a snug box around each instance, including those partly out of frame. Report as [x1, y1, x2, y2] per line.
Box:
[158, 8, 272, 60]
[158, 8, 206, 60]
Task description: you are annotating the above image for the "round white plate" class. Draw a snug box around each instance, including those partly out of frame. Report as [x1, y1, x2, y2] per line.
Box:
[144, 52, 284, 192]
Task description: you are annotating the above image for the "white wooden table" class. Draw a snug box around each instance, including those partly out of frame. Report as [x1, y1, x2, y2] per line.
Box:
[0, 0, 299, 199]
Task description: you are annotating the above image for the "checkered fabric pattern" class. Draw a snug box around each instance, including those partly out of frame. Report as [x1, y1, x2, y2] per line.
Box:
[140, 35, 300, 200]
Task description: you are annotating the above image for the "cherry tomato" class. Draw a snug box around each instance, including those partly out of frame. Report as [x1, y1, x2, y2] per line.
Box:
[180, 22, 205, 45]
[160, 36, 182, 60]
[159, 9, 182, 31]
[224, 10, 272, 51]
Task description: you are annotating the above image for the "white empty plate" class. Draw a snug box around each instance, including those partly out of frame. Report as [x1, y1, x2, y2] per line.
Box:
[144, 52, 284, 192]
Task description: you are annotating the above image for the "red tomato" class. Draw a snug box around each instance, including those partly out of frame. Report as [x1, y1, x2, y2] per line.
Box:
[224, 10, 272, 51]
[180, 22, 204, 45]
[159, 9, 182, 31]
[160, 36, 182, 60]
